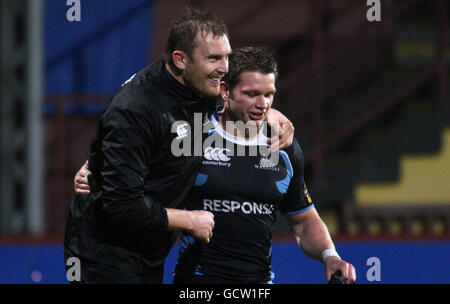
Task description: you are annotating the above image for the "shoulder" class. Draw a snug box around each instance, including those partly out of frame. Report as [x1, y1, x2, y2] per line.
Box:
[104, 88, 163, 127]
[105, 62, 171, 118]
[283, 137, 304, 160]
[278, 137, 304, 177]
[101, 83, 166, 134]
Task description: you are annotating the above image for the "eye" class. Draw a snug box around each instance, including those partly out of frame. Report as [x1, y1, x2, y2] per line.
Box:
[208, 56, 221, 62]
[265, 91, 275, 98]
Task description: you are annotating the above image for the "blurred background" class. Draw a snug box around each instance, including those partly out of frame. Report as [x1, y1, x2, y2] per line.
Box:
[0, 0, 448, 283]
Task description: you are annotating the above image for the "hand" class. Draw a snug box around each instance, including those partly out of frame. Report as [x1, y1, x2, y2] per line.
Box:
[74, 160, 91, 194]
[265, 109, 294, 151]
[188, 210, 215, 243]
[324, 256, 356, 283]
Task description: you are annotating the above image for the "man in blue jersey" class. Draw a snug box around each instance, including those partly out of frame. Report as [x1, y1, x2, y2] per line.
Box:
[172, 47, 356, 284]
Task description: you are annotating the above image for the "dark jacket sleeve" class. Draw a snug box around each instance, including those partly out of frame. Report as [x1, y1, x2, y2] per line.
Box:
[92, 101, 169, 233]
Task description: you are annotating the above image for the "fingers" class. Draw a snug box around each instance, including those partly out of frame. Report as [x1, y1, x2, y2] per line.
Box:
[268, 120, 282, 136]
[338, 265, 350, 283]
[278, 121, 294, 150]
[267, 121, 282, 151]
[339, 263, 356, 283]
[267, 135, 280, 152]
[347, 264, 357, 283]
[325, 258, 356, 283]
[339, 262, 356, 283]
[73, 161, 92, 194]
[74, 181, 91, 194]
[324, 256, 340, 281]
[268, 121, 294, 151]
[326, 268, 334, 282]
[206, 231, 213, 244]
[75, 183, 91, 190]
[191, 211, 215, 243]
[202, 210, 214, 222]
[203, 213, 214, 243]
[75, 188, 91, 195]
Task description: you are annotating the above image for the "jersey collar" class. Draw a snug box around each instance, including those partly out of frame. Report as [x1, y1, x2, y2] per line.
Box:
[209, 106, 270, 146]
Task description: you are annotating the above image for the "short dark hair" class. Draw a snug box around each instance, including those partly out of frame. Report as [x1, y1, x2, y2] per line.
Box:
[224, 46, 278, 91]
[164, 6, 229, 75]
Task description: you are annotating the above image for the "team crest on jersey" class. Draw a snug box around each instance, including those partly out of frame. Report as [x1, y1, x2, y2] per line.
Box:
[176, 123, 189, 139]
[255, 156, 279, 171]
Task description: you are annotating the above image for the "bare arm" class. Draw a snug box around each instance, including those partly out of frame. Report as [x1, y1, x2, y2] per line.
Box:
[284, 208, 356, 283]
[284, 208, 335, 261]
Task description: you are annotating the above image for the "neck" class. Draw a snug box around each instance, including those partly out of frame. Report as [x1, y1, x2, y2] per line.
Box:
[166, 62, 209, 99]
[219, 110, 261, 139]
[165, 63, 186, 87]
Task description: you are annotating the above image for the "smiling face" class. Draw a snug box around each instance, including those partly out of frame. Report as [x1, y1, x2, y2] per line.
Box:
[180, 31, 232, 97]
[222, 70, 276, 127]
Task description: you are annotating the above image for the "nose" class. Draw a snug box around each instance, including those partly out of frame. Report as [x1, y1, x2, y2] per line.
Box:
[217, 58, 228, 74]
[255, 96, 268, 110]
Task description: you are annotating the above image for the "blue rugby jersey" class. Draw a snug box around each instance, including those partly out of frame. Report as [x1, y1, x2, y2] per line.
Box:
[174, 109, 315, 283]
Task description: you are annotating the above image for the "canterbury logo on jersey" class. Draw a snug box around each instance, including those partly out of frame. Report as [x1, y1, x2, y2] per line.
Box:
[204, 147, 231, 162]
[202, 147, 232, 167]
[203, 199, 275, 215]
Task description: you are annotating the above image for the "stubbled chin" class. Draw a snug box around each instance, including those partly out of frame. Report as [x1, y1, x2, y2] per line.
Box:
[203, 86, 220, 97]
[201, 89, 220, 105]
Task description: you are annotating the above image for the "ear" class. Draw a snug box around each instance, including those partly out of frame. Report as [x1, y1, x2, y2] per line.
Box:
[219, 81, 229, 101]
[172, 50, 187, 71]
